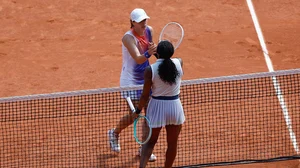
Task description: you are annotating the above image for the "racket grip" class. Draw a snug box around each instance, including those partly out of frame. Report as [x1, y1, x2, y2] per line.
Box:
[135, 107, 141, 114]
[126, 97, 136, 113]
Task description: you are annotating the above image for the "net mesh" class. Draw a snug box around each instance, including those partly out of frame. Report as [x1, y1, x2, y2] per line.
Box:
[0, 69, 300, 168]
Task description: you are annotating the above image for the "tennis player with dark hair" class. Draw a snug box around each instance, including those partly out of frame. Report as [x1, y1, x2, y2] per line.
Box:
[136, 40, 185, 168]
[108, 8, 157, 162]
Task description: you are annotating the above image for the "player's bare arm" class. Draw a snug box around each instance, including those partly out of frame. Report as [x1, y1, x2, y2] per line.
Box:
[122, 34, 156, 64]
[137, 66, 152, 110]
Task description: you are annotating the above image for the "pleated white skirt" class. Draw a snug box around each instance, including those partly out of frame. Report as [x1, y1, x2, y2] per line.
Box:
[146, 98, 185, 128]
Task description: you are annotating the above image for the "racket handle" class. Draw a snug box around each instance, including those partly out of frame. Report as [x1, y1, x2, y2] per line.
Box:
[126, 97, 136, 113]
[135, 108, 141, 114]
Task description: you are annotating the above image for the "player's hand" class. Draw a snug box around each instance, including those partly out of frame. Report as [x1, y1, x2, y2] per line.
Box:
[132, 112, 139, 119]
[148, 42, 157, 56]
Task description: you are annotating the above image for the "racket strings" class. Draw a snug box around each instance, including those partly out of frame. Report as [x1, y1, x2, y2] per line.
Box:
[160, 23, 184, 49]
[135, 117, 151, 143]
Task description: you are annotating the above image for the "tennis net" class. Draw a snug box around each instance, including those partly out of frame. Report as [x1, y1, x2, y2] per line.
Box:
[0, 68, 300, 168]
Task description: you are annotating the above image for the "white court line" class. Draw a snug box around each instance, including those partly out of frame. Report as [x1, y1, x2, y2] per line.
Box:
[246, 0, 299, 154]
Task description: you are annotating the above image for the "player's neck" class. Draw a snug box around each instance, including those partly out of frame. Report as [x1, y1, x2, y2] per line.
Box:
[132, 29, 144, 37]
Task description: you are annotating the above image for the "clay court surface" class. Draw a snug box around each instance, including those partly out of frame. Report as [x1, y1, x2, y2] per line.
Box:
[1, 0, 300, 167]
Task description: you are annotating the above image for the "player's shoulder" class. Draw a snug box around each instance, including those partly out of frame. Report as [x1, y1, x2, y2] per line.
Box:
[122, 33, 135, 44]
[173, 58, 183, 67]
[147, 25, 153, 31]
[144, 66, 152, 78]
[147, 26, 154, 33]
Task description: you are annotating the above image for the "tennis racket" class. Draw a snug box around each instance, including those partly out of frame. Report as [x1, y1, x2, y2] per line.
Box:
[159, 22, 184, 50]
[126, 97, 152, 145]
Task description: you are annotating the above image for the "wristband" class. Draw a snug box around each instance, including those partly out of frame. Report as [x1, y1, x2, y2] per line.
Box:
[135, 107, 141, 114]
[144, 51, 151, 58]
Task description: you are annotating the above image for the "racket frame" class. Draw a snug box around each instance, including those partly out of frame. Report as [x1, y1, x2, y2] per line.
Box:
[125, 97, 152, 145]
[133, 115, 152, 145]
[158, 22, 184, 50]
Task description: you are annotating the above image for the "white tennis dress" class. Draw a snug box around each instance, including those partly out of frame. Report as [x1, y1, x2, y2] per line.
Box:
[147, 58, 185, 128]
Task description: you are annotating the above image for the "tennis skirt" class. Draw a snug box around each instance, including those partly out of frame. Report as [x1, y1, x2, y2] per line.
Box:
[146, 97, 185, 128]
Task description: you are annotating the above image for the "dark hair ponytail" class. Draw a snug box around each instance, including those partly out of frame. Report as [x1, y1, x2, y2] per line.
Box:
[157, 41, 179, 85]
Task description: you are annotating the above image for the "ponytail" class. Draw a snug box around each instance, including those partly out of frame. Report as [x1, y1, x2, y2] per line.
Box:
[156, 41, 179, 85]
[158, 58, 179, 85]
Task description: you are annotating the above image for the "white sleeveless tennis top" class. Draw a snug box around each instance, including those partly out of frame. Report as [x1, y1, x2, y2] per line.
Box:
[150, 58, 183, 97]
[120, 29, 151, 86]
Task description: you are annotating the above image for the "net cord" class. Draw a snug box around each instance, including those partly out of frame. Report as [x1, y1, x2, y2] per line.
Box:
[0, 68, 300, 103]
